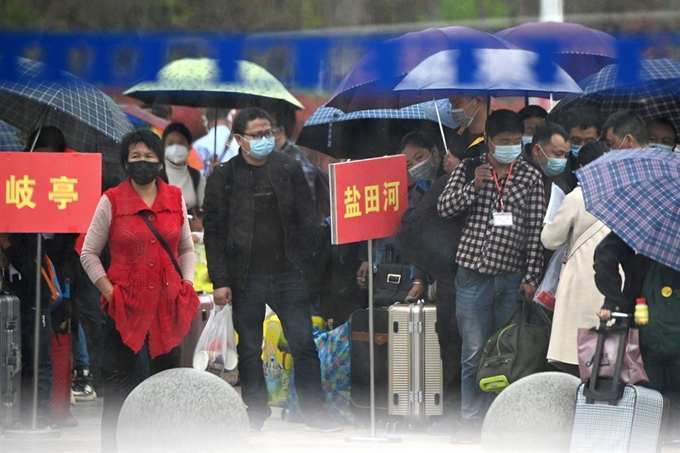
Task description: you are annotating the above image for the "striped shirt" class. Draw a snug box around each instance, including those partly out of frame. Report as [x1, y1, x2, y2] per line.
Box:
[437, 154, 546, 286]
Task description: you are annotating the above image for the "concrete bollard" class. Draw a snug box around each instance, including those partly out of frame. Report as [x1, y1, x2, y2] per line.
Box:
[117, 368, 248, 453]
[482, 371, 581, 453]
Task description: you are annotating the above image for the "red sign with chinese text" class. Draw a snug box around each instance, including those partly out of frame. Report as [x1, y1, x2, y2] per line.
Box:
[1, 152, 102, 233]
[329, 155, 408, 245]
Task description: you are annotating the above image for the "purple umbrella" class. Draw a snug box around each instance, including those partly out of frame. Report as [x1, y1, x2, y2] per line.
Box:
[496, 22, 617, 82]
[326, 26, 515, 113]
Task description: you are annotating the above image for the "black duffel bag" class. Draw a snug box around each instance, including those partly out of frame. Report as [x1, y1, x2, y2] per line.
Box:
[372, 262, 412, 307]
[476, 301, 552, 393]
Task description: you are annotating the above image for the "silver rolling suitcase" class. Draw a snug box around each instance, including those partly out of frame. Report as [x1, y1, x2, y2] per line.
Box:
[0, 292, 21, 430]
[388, 300, 443, 426]
[570, 314, 666, 453]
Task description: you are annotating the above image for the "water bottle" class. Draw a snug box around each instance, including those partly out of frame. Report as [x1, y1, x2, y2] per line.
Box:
[634, 297, 649, 325]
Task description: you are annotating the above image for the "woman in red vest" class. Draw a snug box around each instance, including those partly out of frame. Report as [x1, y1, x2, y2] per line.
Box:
[80, 129, 199, 453]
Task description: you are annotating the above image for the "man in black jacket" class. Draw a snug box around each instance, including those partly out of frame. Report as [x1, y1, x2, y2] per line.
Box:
[203, 107, 341, 433]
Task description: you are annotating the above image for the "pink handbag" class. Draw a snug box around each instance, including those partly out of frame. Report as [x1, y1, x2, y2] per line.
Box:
[577, 325, 649, 385]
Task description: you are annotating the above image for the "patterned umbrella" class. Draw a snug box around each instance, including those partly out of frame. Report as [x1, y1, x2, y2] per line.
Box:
[0, 58, 133, 163]
[0, 120, 23, 151]
[124, 58, 304, 109]
[297, 99, 456, 159]
[577, 147, 680, 272]
[549, 59, 680, 133]
[496, 22, 617, 82]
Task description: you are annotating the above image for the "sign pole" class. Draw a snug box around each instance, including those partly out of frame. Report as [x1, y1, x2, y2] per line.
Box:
[367, 238, 376, 437]
[31, 233, 41, 430]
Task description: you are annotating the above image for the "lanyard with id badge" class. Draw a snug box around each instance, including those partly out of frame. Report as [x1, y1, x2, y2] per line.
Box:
[492, 162, 514, 227]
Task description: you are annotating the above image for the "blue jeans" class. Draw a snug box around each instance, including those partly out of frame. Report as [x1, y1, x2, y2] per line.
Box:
[455, 267, 522, 423]
[642, 350, 680, 431]
[232, 269, 325, 422]
[74, 324, 90, 370]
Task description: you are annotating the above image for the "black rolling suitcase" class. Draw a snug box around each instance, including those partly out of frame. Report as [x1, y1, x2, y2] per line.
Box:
[349, 307, 390, 419]
[0, 289, 21, 430]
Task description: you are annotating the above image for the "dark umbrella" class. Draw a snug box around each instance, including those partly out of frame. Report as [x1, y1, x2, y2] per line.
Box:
[0, 58, 133, 164]
[297, 99, 456, 159]
[495, 22, 617, 82]
[326, 26, 515, 112]
[0, 120, 23, 150]
[577, 147, 680, 272]
[549, 59, 680, 133]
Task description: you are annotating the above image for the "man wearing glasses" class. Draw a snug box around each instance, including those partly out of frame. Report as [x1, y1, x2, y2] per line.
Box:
[203, 107, 341, 433]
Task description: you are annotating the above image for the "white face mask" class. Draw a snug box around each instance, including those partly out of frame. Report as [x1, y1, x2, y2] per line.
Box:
[408, 152, 439, 181]
[165, 144, 189, 165]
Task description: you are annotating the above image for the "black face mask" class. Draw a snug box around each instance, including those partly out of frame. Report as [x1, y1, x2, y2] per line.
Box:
[126, 161, 161, 185]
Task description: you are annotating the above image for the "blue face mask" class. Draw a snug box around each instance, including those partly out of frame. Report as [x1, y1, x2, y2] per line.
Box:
[246, 137, 275, 159]
[570, 144, 582, 157]
[538, 145, 568, 177]
[491, 141, 523, 164]
[522, 136, 533, 146]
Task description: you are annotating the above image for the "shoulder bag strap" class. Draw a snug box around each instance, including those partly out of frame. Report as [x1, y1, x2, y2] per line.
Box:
[139, 211, 183, 278]
[568, 221, 605, 261]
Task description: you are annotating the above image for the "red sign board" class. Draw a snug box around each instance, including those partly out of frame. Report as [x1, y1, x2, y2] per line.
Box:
[329, 155, 408, 245]
[1, 152, 102, 233]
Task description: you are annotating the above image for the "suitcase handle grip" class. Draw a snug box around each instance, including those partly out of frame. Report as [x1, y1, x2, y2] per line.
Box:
[583, 313, 629, 403]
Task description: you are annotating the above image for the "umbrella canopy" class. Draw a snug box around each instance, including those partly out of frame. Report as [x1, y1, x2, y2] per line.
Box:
[0, 58, 134, 163]
[392, 48, 582, 107]
[549, 59, 680, 133]
[495, 22, 617, 82]
[326, 26, 515, 112]
[0, 120, 23, 151]
[577, 147, 680, 272]
[297, 99, 456, 159]
[124, 58, 304, 110]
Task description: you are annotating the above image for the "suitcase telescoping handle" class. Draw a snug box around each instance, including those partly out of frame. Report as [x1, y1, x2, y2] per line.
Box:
[583, 312, 629, 404]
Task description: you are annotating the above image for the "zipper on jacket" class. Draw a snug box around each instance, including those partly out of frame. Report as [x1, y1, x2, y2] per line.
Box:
[266, 165, 295, 266]
[243, 167, 255, 287]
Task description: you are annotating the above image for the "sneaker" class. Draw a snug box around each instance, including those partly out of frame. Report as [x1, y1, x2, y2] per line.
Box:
[72, 370, 97, 402]
[305, 417, 343, 433]
[249, 418, 265, 432]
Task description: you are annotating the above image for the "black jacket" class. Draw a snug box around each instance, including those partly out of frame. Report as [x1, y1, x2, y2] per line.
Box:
[593, 232, 653, 313]
[203, 151, 318, 290]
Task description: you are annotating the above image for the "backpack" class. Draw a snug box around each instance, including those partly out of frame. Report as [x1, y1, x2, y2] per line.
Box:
[393, 157, 482, 283]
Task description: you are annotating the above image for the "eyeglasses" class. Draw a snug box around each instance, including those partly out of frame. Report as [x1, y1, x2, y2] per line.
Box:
[242, 128, 280, 140]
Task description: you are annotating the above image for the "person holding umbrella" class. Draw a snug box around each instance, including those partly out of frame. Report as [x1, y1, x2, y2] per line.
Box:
[446, 94, 489, 169]
[437, 109, 545, 443]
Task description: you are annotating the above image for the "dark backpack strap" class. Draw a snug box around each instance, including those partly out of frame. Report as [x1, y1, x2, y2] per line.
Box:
[139, 211, 183, 278]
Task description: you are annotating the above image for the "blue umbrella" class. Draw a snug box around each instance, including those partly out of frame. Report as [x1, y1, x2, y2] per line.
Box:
[297, 99, 456, 159]
[326, 26, 515, 112]
[549, 59, 680, 134]
[0, 120, 23, 151]
[393, 48, 582, 107]
[495, 22, 617, 82]
[577, 147, 680, 272]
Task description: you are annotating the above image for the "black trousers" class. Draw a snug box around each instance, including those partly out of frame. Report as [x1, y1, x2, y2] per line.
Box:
[435, 279, 463, 416]
[100, 315, 180, 453]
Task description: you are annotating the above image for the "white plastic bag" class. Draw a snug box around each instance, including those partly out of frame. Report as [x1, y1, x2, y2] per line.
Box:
[193, 304, 238, 384]
[534, 244, 567, 311]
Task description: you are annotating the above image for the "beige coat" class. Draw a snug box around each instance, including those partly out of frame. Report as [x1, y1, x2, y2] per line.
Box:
[541, 187, 611, 365]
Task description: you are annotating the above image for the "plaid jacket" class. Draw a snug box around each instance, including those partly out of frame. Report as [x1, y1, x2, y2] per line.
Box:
[437, 154, 546, 286]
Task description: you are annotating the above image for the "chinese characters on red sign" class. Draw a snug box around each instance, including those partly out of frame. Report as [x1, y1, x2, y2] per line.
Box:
[329, 155, 408, 245]
[1, 152, 102, 233]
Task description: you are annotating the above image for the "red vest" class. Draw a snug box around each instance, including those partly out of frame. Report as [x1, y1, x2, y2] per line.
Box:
[104, 178, 198, 358]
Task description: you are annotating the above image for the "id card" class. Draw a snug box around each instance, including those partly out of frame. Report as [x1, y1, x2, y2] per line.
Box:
[493, 211, 513, 227]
